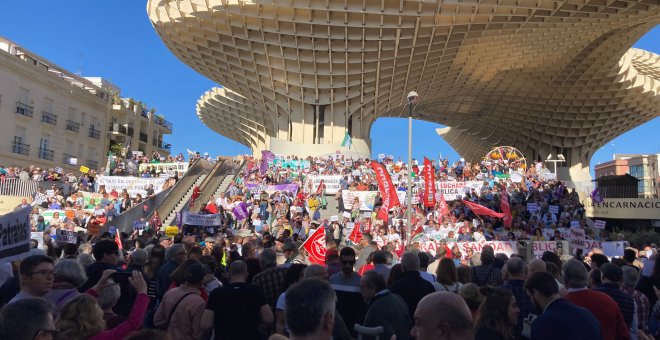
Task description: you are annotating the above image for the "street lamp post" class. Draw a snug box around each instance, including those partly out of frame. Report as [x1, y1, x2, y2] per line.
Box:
[406, 91, 419, 245]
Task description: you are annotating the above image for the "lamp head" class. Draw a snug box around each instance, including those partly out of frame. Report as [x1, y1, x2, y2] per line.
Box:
[407, 91, 419, 103]
[558, 154, 565, 161]
[546, 154, 553, 160]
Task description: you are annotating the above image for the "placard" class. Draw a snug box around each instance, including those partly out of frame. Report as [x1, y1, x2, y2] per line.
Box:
[165, 226, 179, 237]
[0, 207, 31, 263]
[569, 228, 586, 249]
[419, 241, 517, 258]
[549, 205, 559, 215]
[593, 220, 606, 229]
[342, 211, 351, 218]
[603, 241, 625, 257]
[96, 176, 167, 198]
[79, 165, 90, 173]
[306, 175, 342, 194]
[570, 220, 580, 228]
[330, 215, 339, 222]
[56, 229, 78, 244]
[132, 220, 147, 230]
[182, 211, 223, 226]
[527, 203, 538, 212]
[378, 153, 385, 160]
[30, 232, 44, 250]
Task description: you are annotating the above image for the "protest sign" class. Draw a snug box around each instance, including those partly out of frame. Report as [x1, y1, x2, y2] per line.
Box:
[0, 207, 31, 263]
[165, 226, 179, 237]
[132, 220, 147, 230]
[532, 241, 561, 257]
[378, 153, 385, 160]
[232, 202, 249, 221]
[342, 190, 417, 211]
[244, 183, 299, 196]
[182, 211, 223, 226]
[593, 220, 606, 229]
[510, 173, 523, 183]
[138, 162, 189, 177]
[30, 232, 44, 250]
[96, 176, 167, 198]
[527, 203, 538, 213]
[549, 205, 559, 215]
[306, 175, 342, 194]
[342, 211, 351, 219]
[434, 181, 484, 201]
[79, 165, 90, 173]
[570, 220, 580, 228]
[46, 190, 55, 197]
[419, 241, 517, 258]
[56, 229, 77, 244]
[569, 228, 586, 249]
[603, 241, 625, 257]
[330, 215, 339, 222]
[583, 239, 602, 250]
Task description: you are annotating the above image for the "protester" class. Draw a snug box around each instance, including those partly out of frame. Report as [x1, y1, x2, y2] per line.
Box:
[525, 271, 602, 339]
[475, 287, 519, 340]
[329, 246, 365, 336]
[360, 271, 412, 340]
[434, 258, 462, 292]
[285, 278, 336, 340]
[501, 256, 534, 337]
[43, 259, 86, 316]
[410, 291, 475, 340]
[9, 255, 54, 303]
[0, 298, 57, 340]
[391, 251, 436, 318]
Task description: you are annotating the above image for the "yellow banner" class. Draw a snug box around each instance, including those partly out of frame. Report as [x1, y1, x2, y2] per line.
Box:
[79, 166, 90, 174]
[165, 226, 179, 237]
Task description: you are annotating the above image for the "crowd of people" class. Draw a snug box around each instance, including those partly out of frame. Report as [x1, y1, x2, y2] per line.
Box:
[0, 152, 656, 339]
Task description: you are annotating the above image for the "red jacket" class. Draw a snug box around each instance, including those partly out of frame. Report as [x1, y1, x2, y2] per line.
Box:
[565, 289, 630, 340]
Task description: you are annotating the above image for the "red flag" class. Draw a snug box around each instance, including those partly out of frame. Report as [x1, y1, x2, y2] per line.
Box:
[410, 224, 425, 241]
[189, 186, 201, 207]
[438, 193, 449, 217]
[301, 227, 326, 264]
[462, 200, 506, 219]
[501, 191, 512, 228]
[422, 157, 436, 207]
[315, 179, 324, 195]
[115, 231, 123, 250]
[371, 161, 400, 220]
[349, 222, 363, 244]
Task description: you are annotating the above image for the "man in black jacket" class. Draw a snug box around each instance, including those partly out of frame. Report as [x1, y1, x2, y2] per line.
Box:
[361, 271, 411, 340]
[79, 240, 119, 292]
[390, 251, 435, 318]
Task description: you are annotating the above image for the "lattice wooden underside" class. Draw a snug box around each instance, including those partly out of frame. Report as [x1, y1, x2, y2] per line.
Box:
[148, 0, 660, 165]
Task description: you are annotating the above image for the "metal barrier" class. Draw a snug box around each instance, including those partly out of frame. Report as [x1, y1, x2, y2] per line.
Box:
[0, 178, 40, 197]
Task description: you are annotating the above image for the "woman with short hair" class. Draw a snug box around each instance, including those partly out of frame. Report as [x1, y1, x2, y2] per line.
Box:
[44, 259, 86, 317]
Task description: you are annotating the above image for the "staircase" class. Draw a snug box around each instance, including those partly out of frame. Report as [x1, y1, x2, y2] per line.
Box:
[163, 173, 207, 226]
[317, 194, 340, 221]
[215, 175, 235, 196]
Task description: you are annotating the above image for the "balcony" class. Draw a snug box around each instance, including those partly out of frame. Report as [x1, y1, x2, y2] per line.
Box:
[89, 126, 101, 140]
[63, 153, 77, 165]
[163, 143, 172, 152]
[65, 120, 80, 132]
[153, 116, 173, 131]
[141, 109, 150, 119]
[139, 132, 148, 143]
[108, 123, 127, 135]
[12, 140, 30, 156]
[15, 102, 33, 118]
[127, 127, 134, 137]
[86, 160, 98, 170]
[41, 111, 57, 125]
[38, 148, 54, 161]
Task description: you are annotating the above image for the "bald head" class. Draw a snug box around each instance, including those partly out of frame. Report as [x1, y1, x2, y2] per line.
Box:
[527, 259, 547, 278]
[411, 292, 474, 340]
[304, 264, 329, 281]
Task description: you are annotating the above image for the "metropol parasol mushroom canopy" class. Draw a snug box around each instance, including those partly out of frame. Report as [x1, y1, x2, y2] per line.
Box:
[147, 0, 660, 181]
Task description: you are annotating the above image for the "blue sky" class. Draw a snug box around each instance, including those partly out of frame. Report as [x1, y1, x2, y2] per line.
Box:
[2, 1, 658, 169]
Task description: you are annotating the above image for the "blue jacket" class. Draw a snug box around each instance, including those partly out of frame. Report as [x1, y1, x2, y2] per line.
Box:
[531, 298, 602, 340]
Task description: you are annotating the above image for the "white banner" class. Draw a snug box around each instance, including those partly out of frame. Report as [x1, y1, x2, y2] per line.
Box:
[342, 190, 417, 211]
[418, 240, 517, 258]
[307, 175, 342, 194]
[0, 207, 32, 263]
[182, 211, 223, 226]
[138, 162, 189, 177]
[435, 181, 485, 201]
[96, 176, 167, 198]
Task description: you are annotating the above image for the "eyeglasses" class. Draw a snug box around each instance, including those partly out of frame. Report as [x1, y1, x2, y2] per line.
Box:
[29, 270, 54, 277]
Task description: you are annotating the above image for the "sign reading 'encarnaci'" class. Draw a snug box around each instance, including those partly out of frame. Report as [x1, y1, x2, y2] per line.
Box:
[585, 198, 660, 220]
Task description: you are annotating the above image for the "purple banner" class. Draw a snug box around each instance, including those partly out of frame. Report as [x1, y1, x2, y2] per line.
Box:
[245, 183, 299, 196]
[232, 201, 249, 220]
[260, 150, 275, 175]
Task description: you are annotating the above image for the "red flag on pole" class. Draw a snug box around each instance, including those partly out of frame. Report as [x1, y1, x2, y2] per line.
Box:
[315, 179, 325, 195]
[501, 190, 513, 228]
[348, 222, 363, 244]
[438, 193, 450, 217]
[422, 157, 436, 207]
[462, 200, 506, 219]
[300, 227, 327, 264]
[371, 161, 400, 220]
[410, 224, 425, 241]
[115, 231, 123, 250]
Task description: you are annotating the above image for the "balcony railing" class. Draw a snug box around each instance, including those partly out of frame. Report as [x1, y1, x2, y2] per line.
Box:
[153, 116, 173, 131]
[12, 140, 30, 156]
[63, 153, 77, 165]
[86, 160, 98, 170]
[139, 132, 148, 143]
[89, 127, 101, 139]
[141, 109, 149, 119]
[16, 102, 34, 118]
[65, 120, 80, 132]
[108, 123, 127, 135]
[38, 148, 54, 161]
[41, 111, 57, 125]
